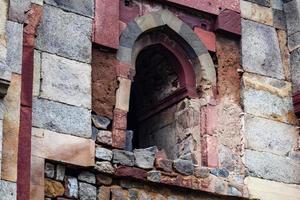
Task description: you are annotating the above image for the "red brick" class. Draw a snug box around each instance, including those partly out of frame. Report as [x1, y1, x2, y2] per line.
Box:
[201, 135, 219, 168]
[112, 129, 126, 149]
[215, 9, 241, 35]
[94, 0, 119, 48]
[194, 27, 216, 52]
[115, 166, 147, 180]
[113, 108, 127, 130]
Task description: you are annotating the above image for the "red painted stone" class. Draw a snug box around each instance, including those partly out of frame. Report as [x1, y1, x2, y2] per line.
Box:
[94, 0, 119, 49]
[21, 46, 34, 107]
[115, 166, 147, 180]
[201, 135, 219, 168]
[113, 108, 127, 130]
[120, 1, 139, 24]
[220, 0, 240, 13]
[165, 0, 220, 15]
[194, 27, 216, 52]
[112, 129, 126, 149]
[215, 9, 241, 35]
[116, 62, 134, 80]
[293, 91, 300, 117]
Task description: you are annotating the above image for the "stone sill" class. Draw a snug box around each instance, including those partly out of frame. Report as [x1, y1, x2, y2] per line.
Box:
[293, 91, 300, 117]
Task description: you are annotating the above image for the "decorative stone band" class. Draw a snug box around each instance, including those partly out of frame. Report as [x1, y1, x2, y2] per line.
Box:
[293, 91, 300, 117]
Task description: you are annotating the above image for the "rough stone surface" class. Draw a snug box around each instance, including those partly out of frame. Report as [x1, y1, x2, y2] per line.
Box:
[147, 170, 161, 183]
[92, 115, 110, 130]
[194, 167, 210, 178]
[242, 73, 296, 124]
[245, 0, 271, 6]
[8, 0, 31, 23]
[284, 0, 300, 35]
[125, 130, 133, 151]
[95, 161, 115, 174]
[5, 20, 22, 74]
[79, 182, 97, 200]
[173, 159, 194, 175]
[96, 174, 112, 186]
[96, 130, 112, 146]
[291, 47, 300, 92]
[92, 49, 117, 119]
[32, 98, 91, 138]
[36, 5, 92, 63]
[78, 171, 96, 184]
[0, 180, 16, 200]
[45, 179, 65, 198]
[97, 186, 111, 200]
[241, 19, 284, 79]
[245, 115, 298, 155]
[134, 147, 157, 169]
[40, 52, 91, 109]
[56, 164, 65, 181]
[113, 149, 135, 166]
[45, 162, 55, 178]
[111, 187, 128, 200]
[95, 147, 113, 161]
[44, 0, 94, 17]
[64, 176, 78, 198]
[210, 168, 230, 178]
[245, 149, 300, 184]
[273, 9, 286, 29]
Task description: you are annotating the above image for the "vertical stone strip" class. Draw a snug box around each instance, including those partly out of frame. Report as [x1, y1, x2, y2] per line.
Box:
[17, 4, 42, 200]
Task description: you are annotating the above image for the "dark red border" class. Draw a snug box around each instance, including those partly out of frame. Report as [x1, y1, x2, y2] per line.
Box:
[293, 91, 300, 117]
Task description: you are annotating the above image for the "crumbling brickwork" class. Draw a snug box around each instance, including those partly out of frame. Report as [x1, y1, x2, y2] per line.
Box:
[0, 0, 299, 200]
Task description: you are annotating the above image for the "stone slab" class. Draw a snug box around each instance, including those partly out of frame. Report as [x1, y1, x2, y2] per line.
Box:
[115, 77, 131, 112]
[40, 52, 91, 109]
[1, 74, 21, 182]
[8, 0, 31, 23]
[93, 0, 119, 48]
[245, 0, 271, 6]
[284, 0, 300, 35]
[241, 19, 284, 80]
[30, 156, 45, 200]
[32, 98, 91, 138]
[33, 50, 41, 97]
[245, 176, 300, 200]
[194, 28, 216, 52]
[32, 128, 95, 166]
[6, 20, 23, 74]
[288, 31, 300, 52]
[291, 47, 300, 92]
[245, 149, 300, 184]
[242, 73, 296, 124]
[0, 180, 16, 200]
[44, 0, 94, 18]
[241, 0, 273, 26]
[36, 5, 92, 63]
[244, 115, 298, 155]
[215, 9, 241, 35]
[271, 0, 283, 10]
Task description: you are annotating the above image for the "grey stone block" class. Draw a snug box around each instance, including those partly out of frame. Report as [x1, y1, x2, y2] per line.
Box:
[241, 19, 284, 79]
[94, 161, 115, 174]
[271, 0, 283, 10]
[288, 31, 300, 51]
[113, 149, 135, 166]
[44, 0, 94, 18]
[95, 147, 113, 161]
[8, 0, 31, 23]
[56, 164, 66, 181]
[119, 21, 142, 48]
[134, 147, 157, 169]
[173, 159, 194, 175]
[291, 47, 300, 92]
[210, 168, 230, 178]
[245, 149, 300, 184]
[40, 52, 91, 109]
[245, 0, 271, 7]
[0, 180, 16, 200]
[245, 115, 298, 155]
[79, 182, 97, 200]
[6, 21, 23, 74]
[45, 162, 55, 178]
[92, 115, 110, 130]
[32, 98, 91, 138]
[78, 171, 96, 184]
[273, 9, 286, 30]
[284, 0, 300, 35]
[36, 5, 92, 63]
[96, 130, 112, 146]
[65, 176, 78, 198]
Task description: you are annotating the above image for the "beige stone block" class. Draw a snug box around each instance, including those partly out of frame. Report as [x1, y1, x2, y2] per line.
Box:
[277, 30, 291, 81]
[33, 50, 41, 97]
[240, 0, 273, 26]
[245, 176, 300, 200]
[31, 128, 95, 166]
[115, 77, 131, 112]
[135, 14, 159, 32]
[0, 0, 8, 37]
[1, 73, 21, 182]
[30, 156, 44, 200]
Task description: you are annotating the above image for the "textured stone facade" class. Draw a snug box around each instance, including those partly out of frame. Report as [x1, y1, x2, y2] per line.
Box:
[0, 0, 299, 200]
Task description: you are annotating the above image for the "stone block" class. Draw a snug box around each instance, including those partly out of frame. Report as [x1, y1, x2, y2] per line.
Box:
[5, 20, 23, 74]
[65, 176, 78, 198]
[96, 174, 112, 186]
[44, 0, 94, 17]
[115, 77, 131, 112]
[134, 147, 157, 169]
[31, 0, 43, 5]
[32, 128, 95, 167]
[113, 149, 135, 166]
[33, 50, 41, 97]
[241, 19, 284, 79]
[97, 186, 111, 200]
[245, 0, 271, 6]
[92, 115, 110, 130]
[115, 166, 147, 180]
[291, 47, 300, 92]
[95, 161, 115, 174]
[194, 28, 216, 52]
[78, 171, 96, 184]
[8, 0, 31, 23]
[95, 147, 113, 161]
[79, 182, 97, 200]
[242, 73, 297, 124]
[245, 115, 298, 155]
[56, 164, 65, 181]
[276, 30, 291, 81]
[271, 0, 284, 9]
[210, 168, 229, 178]
[241, 0, 273, 26]
[284, 0, 300, 35]
[288, 32, 300, 52]
[36, 5, 92, 63]
[245, 176, 300, 200]
[173, 159, 194, 175]
[32, 98, 91, 138]
[112, 129, 126, 149]
[273, 9, 286, 30]
[111, 187, 128, 200]
[30, 156, 45, 200]
[45, 179, 65, 198]
[45, 162, 55, 178]
[245, 149, 300, 184]
[147, 170, 161, 183]
[40, 52, 91, 109]
[215, 9, 241, 35]
[0, 180, 16, 200]
[96, 130, 112, 146]
[1, 74, 21, 182]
